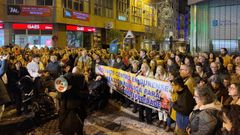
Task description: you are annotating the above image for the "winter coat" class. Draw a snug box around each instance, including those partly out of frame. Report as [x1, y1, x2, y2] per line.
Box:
[59, 73, 89, 135]
[45, 61, 62, 79]
[0, 60, 11, 105]
[189, 102, 222, 135]
[173, 86, 196, 129]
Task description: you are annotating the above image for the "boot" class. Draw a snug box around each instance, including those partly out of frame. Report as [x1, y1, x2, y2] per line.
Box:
[165, 126, 171, 132]
[163, 121, 167, 129]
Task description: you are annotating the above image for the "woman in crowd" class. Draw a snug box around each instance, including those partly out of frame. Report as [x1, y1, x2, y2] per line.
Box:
[209, 52, 216, 64]
[224, 83, 240, 105]
[7, 61, 29, 115]
[138, 63, 154, 124]
[208, 75, 229, 103]
[128, 60, 140, 113]
[188, 86, 222, 135]
[149, 59, 157, 75]
[155, 65, 169, 128]
[218, 105, 240, 135]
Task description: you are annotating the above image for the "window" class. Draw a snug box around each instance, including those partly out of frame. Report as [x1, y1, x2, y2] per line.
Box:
[63, 0, 90, 13]
[7, 0, 24, 4]
[117, 0, 130, 21]
[131, 0, 142, 24]
[143, 4, 155, 26]
[68, 0, 73, 9]
[37, 0, 53, 5]
[94, 0, 113, 18]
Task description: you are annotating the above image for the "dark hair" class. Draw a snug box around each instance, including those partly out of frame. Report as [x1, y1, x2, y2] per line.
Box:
[230, 83, 240, 94]
[221, 48, 228, 54]
[172, 77, 185, 88]
[32, 54, 40, 58]
[218, 105, 240, 135]
[140, 49, 147, 54]
[195, 86, 216, 105]
[195, 62, 203, 67]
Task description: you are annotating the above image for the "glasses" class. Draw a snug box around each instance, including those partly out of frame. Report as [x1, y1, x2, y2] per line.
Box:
[194, 95, 200, 98]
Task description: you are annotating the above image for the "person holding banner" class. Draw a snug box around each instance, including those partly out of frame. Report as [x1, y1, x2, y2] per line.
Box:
[138, 63, 154, 124]
[155, 65, 169, 128]
[171, 77, 195, 135]
[129, 60, 140, 113]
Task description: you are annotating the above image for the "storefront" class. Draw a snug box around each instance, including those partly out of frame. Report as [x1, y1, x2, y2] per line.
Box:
[66, 25, 95, 49]
[0, 24, 4, 46]
[189, 0, 240, 52]
[12, 23, 53, 48]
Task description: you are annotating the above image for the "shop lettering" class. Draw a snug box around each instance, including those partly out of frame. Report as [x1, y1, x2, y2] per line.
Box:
[27, 24, 40, 29]
[10, 7, 20, 14]
[77, 27, 84, 31]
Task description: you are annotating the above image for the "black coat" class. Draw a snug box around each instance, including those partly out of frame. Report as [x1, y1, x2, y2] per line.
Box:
[173, 86, 196, 116]
[0, 60, 10, 105]
[59, 73, 89, 135]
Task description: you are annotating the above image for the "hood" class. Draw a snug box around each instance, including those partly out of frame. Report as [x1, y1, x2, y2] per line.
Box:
[194, 101, 222, 111]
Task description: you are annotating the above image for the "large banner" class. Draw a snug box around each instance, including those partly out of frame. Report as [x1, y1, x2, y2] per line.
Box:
[96, 65, 172, 111]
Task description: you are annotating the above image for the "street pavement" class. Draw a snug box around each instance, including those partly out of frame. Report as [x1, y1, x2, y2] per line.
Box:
[1, 100, 173, 135]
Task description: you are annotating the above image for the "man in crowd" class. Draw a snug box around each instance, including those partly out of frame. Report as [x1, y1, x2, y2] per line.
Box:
[46, 54, 62, 79]
[27, 54, 42, 79]
[179, 64, 196, 95]
[220, 48, 231, 68]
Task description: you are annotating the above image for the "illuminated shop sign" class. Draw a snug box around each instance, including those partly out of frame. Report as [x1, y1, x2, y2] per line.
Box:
[66, 25, 95, 32]
[7, 5, 51, 17]
[0, 24, 4, 29]
[64, 9, 89, 21]
[12, 24, 53, 30]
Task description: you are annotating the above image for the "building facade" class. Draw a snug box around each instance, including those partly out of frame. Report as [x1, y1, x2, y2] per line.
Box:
[189, 0, 240, 53]
[1, 0, 180, 50]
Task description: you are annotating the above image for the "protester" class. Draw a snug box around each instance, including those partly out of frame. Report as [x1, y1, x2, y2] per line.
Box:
[188, 86, 222, 135]
[218, 105, 240, 135]
[0, 54, 10, 120]
[171, 77, 195, 135]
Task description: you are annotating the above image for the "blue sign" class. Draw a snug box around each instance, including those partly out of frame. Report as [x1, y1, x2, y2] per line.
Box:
[212, 20, 218, 27]
[110, 43, 118, 54]
[64, 9, 72, 18]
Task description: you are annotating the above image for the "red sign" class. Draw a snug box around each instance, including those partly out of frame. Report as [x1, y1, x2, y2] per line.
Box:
[0, 24, 4, 29]
[8, 5, 51, 17]
[12, 24, 53, 30]
[66, 25, 95, 32]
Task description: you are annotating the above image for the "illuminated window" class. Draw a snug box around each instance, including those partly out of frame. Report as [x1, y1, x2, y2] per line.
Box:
[117, 0, 129, 21]
[131, 0, 142, 24]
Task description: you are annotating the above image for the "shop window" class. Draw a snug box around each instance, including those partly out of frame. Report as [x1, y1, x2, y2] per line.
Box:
[41, 30, 52, 34]
[0, 30, 4, 46]
[14, 30, 26, 34]
[7, 0, 24, 4]
[28, 30, 40, 35]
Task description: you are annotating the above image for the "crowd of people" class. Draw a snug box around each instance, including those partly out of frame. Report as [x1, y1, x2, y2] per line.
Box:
[0, 45, 240, 135]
